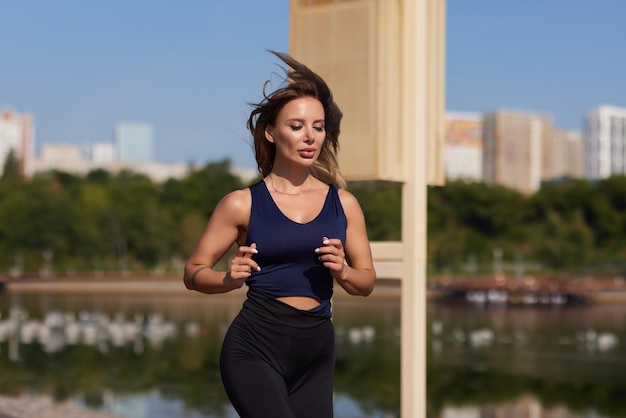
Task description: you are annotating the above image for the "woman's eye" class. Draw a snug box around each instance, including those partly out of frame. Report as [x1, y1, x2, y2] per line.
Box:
[313, 126, 325, 132]
[290, 125, 303, 131]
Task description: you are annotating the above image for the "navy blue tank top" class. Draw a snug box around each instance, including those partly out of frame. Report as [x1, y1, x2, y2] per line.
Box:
[245, 180, 347, 317]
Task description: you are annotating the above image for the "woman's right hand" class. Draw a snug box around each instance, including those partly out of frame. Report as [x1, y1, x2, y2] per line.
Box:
[227, 243, 261, 287]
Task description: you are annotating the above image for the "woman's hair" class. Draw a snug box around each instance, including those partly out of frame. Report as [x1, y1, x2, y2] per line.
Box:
[247, 51, 346, 188]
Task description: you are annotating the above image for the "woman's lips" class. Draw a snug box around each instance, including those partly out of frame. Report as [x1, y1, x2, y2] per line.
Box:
[298, 148, 317, 158]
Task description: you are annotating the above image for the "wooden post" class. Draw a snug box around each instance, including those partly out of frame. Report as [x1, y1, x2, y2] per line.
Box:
[401, 0, 430, 416]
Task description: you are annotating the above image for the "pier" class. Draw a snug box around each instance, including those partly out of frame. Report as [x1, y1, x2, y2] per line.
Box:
[428, 275, 626, 306]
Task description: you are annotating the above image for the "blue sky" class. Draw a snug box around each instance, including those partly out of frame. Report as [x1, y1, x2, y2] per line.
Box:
[1, 0, 625, 170]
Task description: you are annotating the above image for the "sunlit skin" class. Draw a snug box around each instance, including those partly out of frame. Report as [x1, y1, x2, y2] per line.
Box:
[184, 96, 376, 310]
[265, 96, 326, 175]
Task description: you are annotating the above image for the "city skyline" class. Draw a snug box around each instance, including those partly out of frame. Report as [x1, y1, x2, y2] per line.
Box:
[1, 0, 625, 170]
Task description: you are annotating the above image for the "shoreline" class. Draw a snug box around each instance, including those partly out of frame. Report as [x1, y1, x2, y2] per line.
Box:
[4, 277, 626, 303]
[0, 276, 403, 299]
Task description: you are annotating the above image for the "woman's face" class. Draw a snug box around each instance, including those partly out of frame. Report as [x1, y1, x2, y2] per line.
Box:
[265, 97, 325, 168]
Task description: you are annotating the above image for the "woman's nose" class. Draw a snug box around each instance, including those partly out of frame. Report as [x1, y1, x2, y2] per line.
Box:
[304, 127, 315, 142]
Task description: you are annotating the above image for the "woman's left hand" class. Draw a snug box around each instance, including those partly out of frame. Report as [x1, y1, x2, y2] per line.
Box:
[315, 236, 346, 280]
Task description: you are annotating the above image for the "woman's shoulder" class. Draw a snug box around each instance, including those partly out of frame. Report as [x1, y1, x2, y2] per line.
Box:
[216, 187, 253, 215]
[336, 186, 356, 201]
[336, 187, 362, 212]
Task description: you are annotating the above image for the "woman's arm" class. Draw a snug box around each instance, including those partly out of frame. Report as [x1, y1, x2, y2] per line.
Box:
[183, 189, 259, 294]
[316, 189, 376, 296]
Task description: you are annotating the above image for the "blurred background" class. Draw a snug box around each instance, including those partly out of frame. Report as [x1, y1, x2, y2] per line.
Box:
[1, 0, 625, 278]
[1, 1, 626, 417]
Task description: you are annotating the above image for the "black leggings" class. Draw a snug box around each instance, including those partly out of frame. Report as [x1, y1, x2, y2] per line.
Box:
[220, 288, 335, 418]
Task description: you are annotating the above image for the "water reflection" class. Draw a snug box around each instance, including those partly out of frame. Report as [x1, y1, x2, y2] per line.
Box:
[1, 291, 626, 417]
[428, 302, 626, 418]
[0, 292, 399, 418]
[0, 307, 179, 360]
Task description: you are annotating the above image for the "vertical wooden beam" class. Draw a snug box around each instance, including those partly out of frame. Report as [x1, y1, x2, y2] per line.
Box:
[400, 0, 429, 416]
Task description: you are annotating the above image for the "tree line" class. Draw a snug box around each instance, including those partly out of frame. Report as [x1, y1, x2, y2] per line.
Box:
[1, 155, 625, 278]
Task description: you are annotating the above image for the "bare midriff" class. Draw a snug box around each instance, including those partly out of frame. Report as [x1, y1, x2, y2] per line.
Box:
[276, 296, 321, 311]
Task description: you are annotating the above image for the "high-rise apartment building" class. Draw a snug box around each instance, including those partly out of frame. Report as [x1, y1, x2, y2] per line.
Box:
[0, 108, 35, 176]
[289, 0, 445, 184]
[584, 105, 626, 180]
[548, 129, 583, 180]
[115, 122, 153, 163]
[444, 112, 482, 181]
[483, 110, 552, 194]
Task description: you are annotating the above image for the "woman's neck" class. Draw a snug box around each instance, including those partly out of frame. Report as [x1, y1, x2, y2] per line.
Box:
[268, 171, 312, 196]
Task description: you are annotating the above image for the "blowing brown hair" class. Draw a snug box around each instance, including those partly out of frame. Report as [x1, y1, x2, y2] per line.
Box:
[247, 51, 346, 188]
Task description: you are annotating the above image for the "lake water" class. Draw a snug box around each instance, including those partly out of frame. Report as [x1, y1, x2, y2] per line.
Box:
[1, 288, 625, 418]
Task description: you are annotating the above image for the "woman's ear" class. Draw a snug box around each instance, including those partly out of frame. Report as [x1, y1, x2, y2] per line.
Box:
[264, 127, 274, 143]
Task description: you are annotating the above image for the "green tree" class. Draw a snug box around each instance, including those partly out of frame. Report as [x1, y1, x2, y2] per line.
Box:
[536, 209, 594, 269]
[350, 183, 401, 241]
[0, 177, 82, 270]
[594, 176, 626, 259]
[1, 148, 21, 180]
[180, 160, 247, 219]
[427, 181, 528, 271]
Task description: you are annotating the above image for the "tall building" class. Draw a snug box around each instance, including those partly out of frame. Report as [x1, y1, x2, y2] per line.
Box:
[483, 110, 552, 194]
[584, 105, 626, 180]
[289, 0, 445, 185]
[91, 142, 117, 163]
[115, 122, 153, 163]
[444, 112, 482, 181]
[0, 108, 35, 176]
[548, 129, 583, 180]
